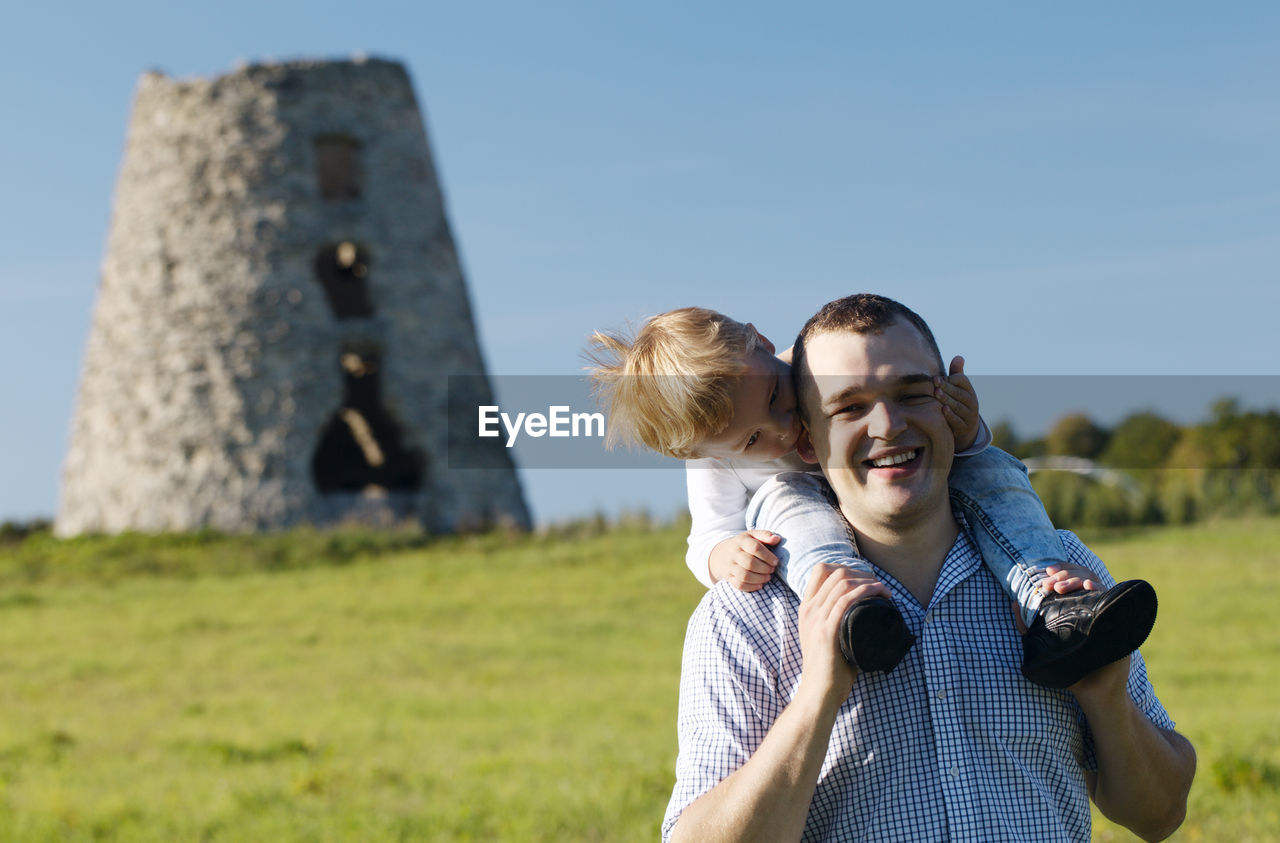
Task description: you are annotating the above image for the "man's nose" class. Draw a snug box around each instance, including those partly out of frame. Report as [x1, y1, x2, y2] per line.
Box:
[866, 400, 905, 439]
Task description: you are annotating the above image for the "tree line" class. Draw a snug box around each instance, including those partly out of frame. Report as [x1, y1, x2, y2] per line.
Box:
[993, 398, 1280, 528]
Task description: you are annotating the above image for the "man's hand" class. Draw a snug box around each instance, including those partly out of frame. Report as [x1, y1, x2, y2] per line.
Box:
[798, 564, 889, 701]
[1069, 652, 1132, 708]
[710, 531, 780, 591]
[934, 355, 981, 452]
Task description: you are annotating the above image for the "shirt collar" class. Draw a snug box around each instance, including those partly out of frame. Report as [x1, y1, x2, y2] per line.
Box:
[865, 508, 983, 616]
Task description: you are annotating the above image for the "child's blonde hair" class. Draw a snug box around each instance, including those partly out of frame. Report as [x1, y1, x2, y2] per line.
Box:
[587, 307, 761, 459]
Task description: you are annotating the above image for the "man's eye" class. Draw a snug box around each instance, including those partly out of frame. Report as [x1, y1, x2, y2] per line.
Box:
[769, 385, 778, 406]
[835, 404, 866, 416]
[903, 392, 934, 404]
[746, 432, 760, 448]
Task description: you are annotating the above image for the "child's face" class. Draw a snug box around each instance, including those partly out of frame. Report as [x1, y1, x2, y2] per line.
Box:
[696, 349, 801, 462]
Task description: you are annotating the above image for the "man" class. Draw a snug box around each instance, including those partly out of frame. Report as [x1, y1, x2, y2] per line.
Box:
[661, 294, 1195, 842]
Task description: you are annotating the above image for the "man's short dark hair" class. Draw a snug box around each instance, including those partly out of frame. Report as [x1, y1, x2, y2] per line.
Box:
[792, 294, 946, 420]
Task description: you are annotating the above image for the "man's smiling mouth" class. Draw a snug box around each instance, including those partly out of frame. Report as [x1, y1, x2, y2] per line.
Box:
[866, 448, 922, 468]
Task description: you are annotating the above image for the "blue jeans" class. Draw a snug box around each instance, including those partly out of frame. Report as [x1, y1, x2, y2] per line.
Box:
[745, 447, 1064, 626]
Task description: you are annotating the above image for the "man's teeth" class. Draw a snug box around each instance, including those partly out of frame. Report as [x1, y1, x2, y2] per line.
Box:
[869, 450, 918, 468]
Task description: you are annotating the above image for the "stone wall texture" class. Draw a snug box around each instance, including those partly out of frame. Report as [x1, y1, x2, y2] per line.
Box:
[57, 57, 531, 535]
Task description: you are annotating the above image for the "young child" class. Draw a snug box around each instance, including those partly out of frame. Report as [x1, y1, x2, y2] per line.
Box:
[588, 306, 1158, 689]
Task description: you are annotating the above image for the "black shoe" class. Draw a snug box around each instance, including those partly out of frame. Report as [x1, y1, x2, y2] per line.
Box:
[839, 597, 916, 673]
[1021, 579, 1158, 689]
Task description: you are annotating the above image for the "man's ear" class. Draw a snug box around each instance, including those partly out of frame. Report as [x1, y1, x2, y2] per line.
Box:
[796, 428, 819, 464]
[747, 323, 776, 355]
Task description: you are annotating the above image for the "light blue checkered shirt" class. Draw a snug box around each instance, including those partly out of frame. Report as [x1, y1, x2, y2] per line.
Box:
[661, 528, 1174, 842]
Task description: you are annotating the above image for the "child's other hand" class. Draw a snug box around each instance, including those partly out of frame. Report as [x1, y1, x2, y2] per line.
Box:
[934, 355, 980, 452]
[1039, 564, 1102, 595]
[1011, 565, 1105, 634]
[709, 530, 780, 592]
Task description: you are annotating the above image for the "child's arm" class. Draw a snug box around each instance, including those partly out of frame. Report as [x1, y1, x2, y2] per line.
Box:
[746, 472, 877, 598]
[685, 459, 779, 591]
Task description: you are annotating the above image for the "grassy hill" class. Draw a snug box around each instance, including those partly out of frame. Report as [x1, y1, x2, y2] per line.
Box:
[0, 519, 1277, 841]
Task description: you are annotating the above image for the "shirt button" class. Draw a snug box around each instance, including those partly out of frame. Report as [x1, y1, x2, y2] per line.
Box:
[949, 765, 960, 778]
[925, 613, 934, 625]
[937, 689, 947, 700]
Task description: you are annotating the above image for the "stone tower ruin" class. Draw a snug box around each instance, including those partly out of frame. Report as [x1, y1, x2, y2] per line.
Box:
[57, 57, 531, 535]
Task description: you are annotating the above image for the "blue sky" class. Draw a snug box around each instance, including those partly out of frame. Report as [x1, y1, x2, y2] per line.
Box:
[3, 2, 1278, 525]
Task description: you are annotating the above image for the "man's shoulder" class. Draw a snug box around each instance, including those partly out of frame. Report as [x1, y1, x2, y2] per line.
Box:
[1055, 528, 1089, 549]
[947, 525, 1116, 591]
[696, 578, 798, 620]
[1054, 529, 1118, 586]
[684, 579, 803, 692]
[689, 579, 799, 652]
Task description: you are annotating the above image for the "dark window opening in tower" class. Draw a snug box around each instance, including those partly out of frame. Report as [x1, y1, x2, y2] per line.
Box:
[314, 242, 375, 318]
[314, 134, 362, 200]
[312, 348, 424, 493]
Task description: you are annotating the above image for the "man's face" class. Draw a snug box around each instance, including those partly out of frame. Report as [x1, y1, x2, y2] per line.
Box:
[697, 348, 801, 462]
[797, 320, 954, 534]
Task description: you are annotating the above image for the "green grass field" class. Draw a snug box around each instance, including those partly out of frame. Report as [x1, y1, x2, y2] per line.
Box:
[0, 518, 1276, 841]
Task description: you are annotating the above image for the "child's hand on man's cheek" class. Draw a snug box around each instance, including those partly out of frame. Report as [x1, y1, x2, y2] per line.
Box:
[934, 355, 980, 451]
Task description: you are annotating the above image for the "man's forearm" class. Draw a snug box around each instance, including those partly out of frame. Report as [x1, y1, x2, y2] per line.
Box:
[670, 680, 845, 843]
[1078, 682, 1196, 841]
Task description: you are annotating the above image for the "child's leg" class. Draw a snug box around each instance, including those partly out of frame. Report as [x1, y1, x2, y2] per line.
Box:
[747, 471, 914, 673]
[745, 471, 874, 598]
[948, 447, 1067, 628]
[953, 448, 1160, 689]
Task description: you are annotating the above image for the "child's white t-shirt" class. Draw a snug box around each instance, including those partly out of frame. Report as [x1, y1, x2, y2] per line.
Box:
[684, 452, 815, 587]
